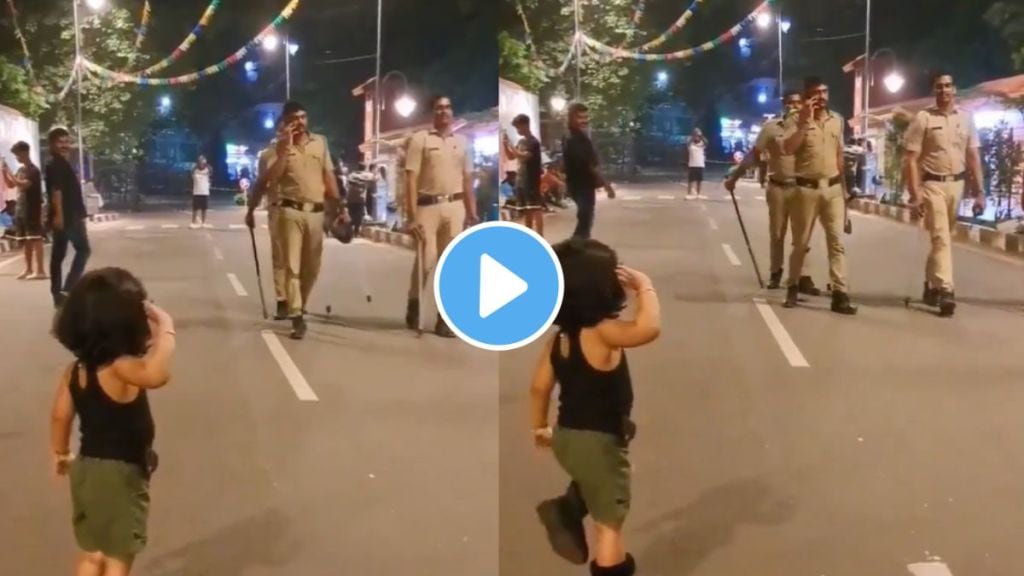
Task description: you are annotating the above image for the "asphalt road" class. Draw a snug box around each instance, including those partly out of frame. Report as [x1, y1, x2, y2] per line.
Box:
[0, 207, 497, 575]
[499, 179, 1024, 576]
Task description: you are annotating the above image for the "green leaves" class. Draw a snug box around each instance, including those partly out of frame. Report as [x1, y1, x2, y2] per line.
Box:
[986, 1, 1024, 70]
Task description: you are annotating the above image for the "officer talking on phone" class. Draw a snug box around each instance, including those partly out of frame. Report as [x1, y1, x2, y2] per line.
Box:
[246, 101, 348, 339]
[781, 77, 857, 315]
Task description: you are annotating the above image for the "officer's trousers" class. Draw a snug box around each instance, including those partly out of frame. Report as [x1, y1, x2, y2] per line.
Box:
[788, 182, 848, 293]
[267, 206, 286, 302]
[278, 206, 324, 317]
[923, 180, 963, 291]
[767, 183, 793, 274]
[409, 200, 466, 317]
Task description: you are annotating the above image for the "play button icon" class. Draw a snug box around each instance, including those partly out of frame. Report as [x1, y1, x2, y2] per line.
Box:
[435, 222, 564, 351]
[479, 254, 528, 319]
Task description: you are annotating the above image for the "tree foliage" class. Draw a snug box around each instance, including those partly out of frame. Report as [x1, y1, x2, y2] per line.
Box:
[987, 1, 1024, 70]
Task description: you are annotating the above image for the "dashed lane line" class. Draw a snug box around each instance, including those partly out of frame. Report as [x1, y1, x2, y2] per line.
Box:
[708, 217, 719, 230]
[753, 298, 810, 368]
[261, 330, 319, 402]
[721, 243, 742, 266]
[226, 272, 248, 296]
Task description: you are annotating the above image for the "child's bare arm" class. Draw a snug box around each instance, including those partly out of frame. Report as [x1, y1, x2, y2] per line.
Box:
[597, 267, 661, 348]
[50, 367, 74, 457]
[113, 302, 176, 390]
[529, 336, 558, 430]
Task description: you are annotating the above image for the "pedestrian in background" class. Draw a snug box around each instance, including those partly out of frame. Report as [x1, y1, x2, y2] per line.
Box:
[685, 128, 707, 200]
[50, 267, 175, 576]
[503, 114, 545, 236]
[2, 141, 46, 280]
[45, 127, 91, 309]
[189, 155, 212, 229]
[530, 238, 660, 576]
[562, 103, 615, 240]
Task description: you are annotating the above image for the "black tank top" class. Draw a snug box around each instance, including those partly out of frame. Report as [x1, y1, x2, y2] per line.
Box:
[552, 328, 634, 438]
[68, 362, 155, 473]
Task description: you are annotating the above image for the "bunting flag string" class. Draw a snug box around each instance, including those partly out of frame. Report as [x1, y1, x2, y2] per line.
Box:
[133, 1, 152, 49]
[135, 0, 221, 76]
[5, 0, 36, 84]
[615, 0, 647, 49]
[582, 0, 770, 62]
[633, 0, 708, 53]
[83, 0, 299, 86]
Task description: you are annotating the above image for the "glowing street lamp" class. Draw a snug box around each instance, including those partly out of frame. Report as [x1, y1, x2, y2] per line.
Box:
[85, 0, 106, 10]
[884, 71, 905, 94]
[261, 34, 280, 52]
[550, 95, 568, 112]
[756, 12, 773, 29]
[394, 94, 417, 118]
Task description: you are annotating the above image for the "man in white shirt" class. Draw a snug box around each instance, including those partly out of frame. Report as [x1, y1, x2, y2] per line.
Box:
[686, 129, 707, 199]
[190, 155, 212, 229]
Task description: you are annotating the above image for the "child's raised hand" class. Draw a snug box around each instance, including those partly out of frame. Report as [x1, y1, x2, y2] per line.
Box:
[616, 266, 652, 293]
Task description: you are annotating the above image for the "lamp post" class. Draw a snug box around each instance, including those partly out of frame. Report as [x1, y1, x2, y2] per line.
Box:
[861, 47, 903, 134]
[261, 33, 298, 99]
[862, 0, 872, 139]
[71, 0, 100, 185]
[756, 10, 791, 98]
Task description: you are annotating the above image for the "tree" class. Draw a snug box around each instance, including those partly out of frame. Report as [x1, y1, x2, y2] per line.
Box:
[498, 31, 548, 93]
[980, 121, 1023, 222]
[883, 111, 911, 205]
[987, 1, 1024, 70]
[0, 59, 46, 118]
[12, 2, 156, 161]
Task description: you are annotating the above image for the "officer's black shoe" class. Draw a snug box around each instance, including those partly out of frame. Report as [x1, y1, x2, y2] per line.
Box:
[922, 283, 939, 307]
[274, 300, 288, 320]
[937, 290, 956, 317]
[435, 316, 456, 338]
[798, 276, 822, 296]
[831, 291, 858, 315]
[536, 496, 589, 565]
[405, 299, 419, 330]
[289, 316, 307, 340]
[589, 553, 637, 576]
[783, 285, 799, 308]
[767, 270, 783, 290]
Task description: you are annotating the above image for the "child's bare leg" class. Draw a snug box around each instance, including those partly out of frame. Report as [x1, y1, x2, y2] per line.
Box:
[592, 522, 626, 567]
[32, 240, 46, 277]
[101, 555, 134, 576]
[74, 551, 104, 576]
[19, 240, 32, 276]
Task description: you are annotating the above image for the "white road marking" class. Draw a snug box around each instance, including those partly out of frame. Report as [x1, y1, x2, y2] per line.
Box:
[623, 195, 641, 201]
[657, 194, 675, 200]
[708, 217, 719, 230]
[0, 256, 21, 271]
[229, 224, 245, 229]
[213, 246, 224, 261]
[203, 232, 214, 241]
[226, 273, 248, 296]
[756, 195, 765, 200]
[753, 298, 810, 368]
[699, 203, 708, 212]
[161, 224, 179, 229]
[907, 561, 954, 576]
[260, 330, 319, 402]
[721, 243, 742, 266]
[126, 225, 145, 230]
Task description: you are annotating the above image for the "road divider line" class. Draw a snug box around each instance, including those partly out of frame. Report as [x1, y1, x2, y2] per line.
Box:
[721, 244, 741, 266]
[260, 330, 319, 402]
[755, 195, 765, 200]
[126, 225, 145, 230]
[657, 194, 675, 200]
[213, 247, 224, 261]
[753, 298, 810, 368]
[229, 224, 245, 229]
[907, 562, 954, 576]
[226, 273, 248, 296]
[708, 217, 719, 230]
[699, 203, 708, 212]
[0, 256, 20, 271]
[161, 224, 179, 229]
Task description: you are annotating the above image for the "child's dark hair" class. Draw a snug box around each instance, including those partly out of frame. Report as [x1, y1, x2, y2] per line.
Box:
[553, 238, 626, 329]
[53, 267, 151, 368]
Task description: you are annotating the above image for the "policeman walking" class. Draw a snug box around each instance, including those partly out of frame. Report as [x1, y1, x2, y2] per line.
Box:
[725, 90, 821, 294]
[403, 94, 478, 337]
[782, 77, 857, 314]
[253, 118, 288, 320]
[246, 101, 347, 339]
[903, 71, 985, 317]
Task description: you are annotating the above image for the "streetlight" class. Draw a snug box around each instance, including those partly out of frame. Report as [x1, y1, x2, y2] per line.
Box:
[160, 95, 171, 109]
[84, 0, 106, 10]
[550, 95, 567, 112]
[394, 94, 417, 118]
[754, 11, 791, 98]
[263, 116, 275, 130]
[756, 12, 773, 29]
[261, 33, 296, 99]
[261, 34, 280, 52]
[883, 71, 905, 94]
[71, 0, 109, 186]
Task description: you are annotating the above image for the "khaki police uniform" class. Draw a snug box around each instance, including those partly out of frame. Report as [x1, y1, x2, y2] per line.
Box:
[904, 107, 979, 291]
[258, 146, 286, 304]
[265, 133, 334, 317]
[784, 110, 849, 293]
[754, 116, 799, 275]
[404, 128, 472, 307]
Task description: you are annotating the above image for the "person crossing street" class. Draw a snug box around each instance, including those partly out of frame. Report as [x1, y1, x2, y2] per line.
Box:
[246, 101, 348, 339]
[903, 71, 985, 317]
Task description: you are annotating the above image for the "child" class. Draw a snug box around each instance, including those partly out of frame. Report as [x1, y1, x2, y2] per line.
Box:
[530, 238, 661, 575]
[50, 267, 176, 575]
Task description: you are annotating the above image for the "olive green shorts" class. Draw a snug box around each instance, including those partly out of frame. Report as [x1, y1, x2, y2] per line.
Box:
[69, 457, 150, 560]
[552, 427, 632, 528]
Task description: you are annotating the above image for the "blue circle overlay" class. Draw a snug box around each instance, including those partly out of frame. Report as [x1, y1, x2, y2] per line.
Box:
[434, 222, 564, 352]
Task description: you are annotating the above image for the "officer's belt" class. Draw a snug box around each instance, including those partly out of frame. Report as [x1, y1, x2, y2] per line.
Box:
[795, 175, 842, 189]
[275, 198, 325, 213]
[923, 172, 965, 183]
[417, 192, 464, 207]
[769, 177, 797, 187]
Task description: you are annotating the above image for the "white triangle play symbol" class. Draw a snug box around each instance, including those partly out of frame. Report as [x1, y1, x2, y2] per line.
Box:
[479, 253, 528, 319]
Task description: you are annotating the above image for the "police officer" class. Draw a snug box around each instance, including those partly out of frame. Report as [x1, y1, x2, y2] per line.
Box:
[253, 118, 288, 320]
[781, 77, 857, 314]
[725, 90, 821, 294]
[246, 101, 347, 339]
[904, 71, 984, 317]
[404, 94, 478, 337]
